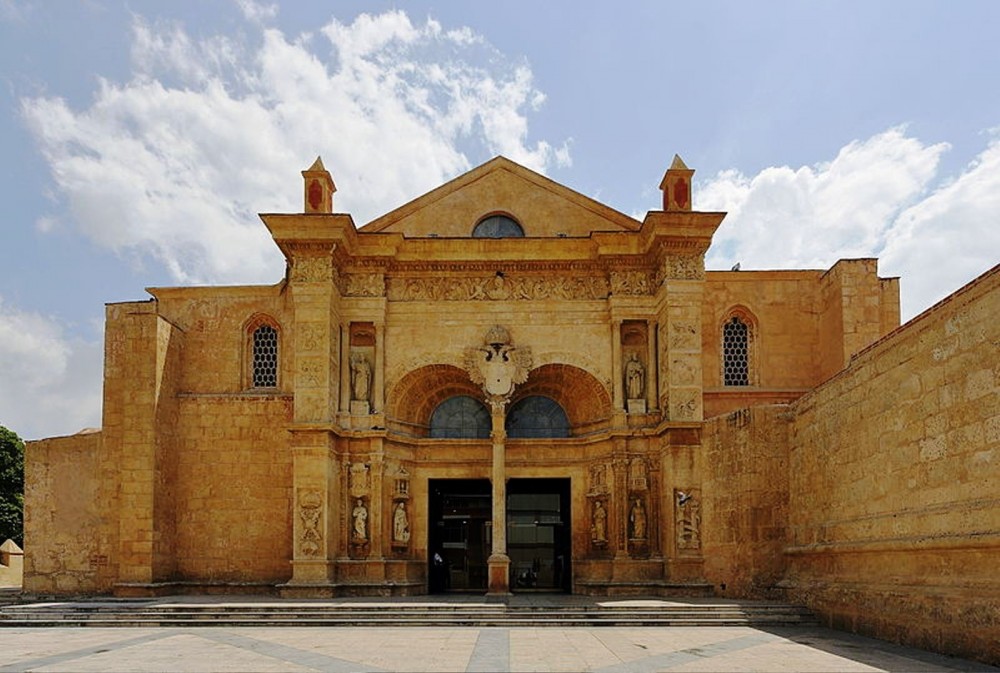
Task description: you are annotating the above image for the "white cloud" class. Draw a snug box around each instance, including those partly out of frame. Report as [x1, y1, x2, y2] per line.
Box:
[880, 134, 1000, 319]
[698, 127, 1000, 321]
[22, 10, 568, 285]
[0, 297, 102, 440]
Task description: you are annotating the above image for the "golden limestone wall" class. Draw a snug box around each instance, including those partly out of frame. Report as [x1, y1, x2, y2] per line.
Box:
[702, 260, 899, 419]
[786, 265, 1000, 665]
[701, 406, 790, 597]
[23, 431, 104, 593]
[174, 397, 293, 584]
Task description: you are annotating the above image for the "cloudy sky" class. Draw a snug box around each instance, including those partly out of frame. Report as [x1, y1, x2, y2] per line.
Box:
[2, 1, 998, 439]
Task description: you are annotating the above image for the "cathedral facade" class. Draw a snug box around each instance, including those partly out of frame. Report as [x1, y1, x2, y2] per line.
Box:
[24, 156, 998, 662]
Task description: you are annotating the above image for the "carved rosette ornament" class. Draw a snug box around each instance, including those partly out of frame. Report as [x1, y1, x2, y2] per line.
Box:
[464, 325, 533, 405]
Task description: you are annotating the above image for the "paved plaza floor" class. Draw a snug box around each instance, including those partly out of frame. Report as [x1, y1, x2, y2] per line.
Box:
[0, 624, 996, 672]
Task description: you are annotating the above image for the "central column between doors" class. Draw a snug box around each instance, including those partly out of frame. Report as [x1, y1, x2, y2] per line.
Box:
[487, 398, 511, 594]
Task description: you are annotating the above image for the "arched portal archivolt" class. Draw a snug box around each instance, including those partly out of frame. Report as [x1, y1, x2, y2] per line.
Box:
[386, 364, 485, 437]
[511, 363, 612, 436]
[387, 361, 611, 438]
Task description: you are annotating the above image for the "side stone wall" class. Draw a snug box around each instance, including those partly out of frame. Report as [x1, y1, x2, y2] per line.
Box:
[786, 264, 1000, 665]
[24, 431, 106, 593]
[702, 406, 789, 597]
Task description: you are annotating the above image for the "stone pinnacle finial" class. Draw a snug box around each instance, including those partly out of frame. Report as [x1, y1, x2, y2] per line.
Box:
[659, 154, 695, 212]
[301, 156, 337, 214]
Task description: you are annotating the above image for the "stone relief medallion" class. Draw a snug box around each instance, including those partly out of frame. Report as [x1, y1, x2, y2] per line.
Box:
[464, 325, 532, 401]
[675, 489, 702, 552]
[297, 489, 323, 557]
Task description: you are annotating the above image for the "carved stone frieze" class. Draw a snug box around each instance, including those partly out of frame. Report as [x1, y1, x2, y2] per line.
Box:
[387, 274, 609, 302]
[660, 253, 704, 281]
[342, 272, 385, 297]
[291, 256, 333, 283]
[610, 270, 653, 296]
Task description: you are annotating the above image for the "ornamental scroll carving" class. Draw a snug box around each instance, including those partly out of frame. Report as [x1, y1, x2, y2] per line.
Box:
[291, 256, 333, 283]
[610, 270, 653, 296]
[387, 274, 609, 302]
[297, 489, 323, 557]
[660, 253, 704, 281]
[341, 272, 385, 297]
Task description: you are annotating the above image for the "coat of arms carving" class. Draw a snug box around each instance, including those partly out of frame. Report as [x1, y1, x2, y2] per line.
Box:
[464, 325, 532, 401]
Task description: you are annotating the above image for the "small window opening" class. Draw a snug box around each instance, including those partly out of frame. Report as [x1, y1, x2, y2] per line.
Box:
[722, 317, 750, 386]
[252, 325, 279, 388]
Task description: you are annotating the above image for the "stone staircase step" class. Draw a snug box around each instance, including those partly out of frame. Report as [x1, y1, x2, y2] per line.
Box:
[0, 601, 817, 628]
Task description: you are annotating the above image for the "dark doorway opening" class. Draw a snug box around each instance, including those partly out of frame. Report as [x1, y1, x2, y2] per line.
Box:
[428, 479, 491, 593]
[507, 478, 571, 592]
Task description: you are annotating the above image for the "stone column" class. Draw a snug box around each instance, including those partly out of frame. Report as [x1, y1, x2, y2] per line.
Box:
[611, 320, 624, 411]
[647, 319, 659, 412]
[487, 398, 511, 595]
[373, 322, 385, 415]
[338, 324, 350, 415]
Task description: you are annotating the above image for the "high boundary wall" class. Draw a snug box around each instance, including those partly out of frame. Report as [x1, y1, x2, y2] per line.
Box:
[785, 264, 1000, 665]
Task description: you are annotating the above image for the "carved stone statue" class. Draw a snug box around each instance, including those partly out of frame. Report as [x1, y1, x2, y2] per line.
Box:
[352, 498, 368, 541]
[298, 490, 322, 557]
[392, 501, 410, 543]
[625, 353, 645, 400]
[630, 498, 647, 540]
[350, 353, 372, 402]
[591, 500, 608, 544]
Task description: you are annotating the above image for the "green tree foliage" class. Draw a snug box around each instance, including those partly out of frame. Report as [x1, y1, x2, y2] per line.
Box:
[0, 426, 24, 547]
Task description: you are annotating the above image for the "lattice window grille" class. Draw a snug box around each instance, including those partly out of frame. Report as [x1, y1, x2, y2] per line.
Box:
[252, 325, 279, 388]
[722, 317, 750, 386]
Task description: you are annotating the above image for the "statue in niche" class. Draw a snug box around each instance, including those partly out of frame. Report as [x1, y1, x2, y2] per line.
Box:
[625, 353, 645, 400]
[393, 501, 410, 543]
[352, 498, 368, 541]
[630, 498, 647, 540]
[591, 500, 608, 544]
[350, 353, 372, 402]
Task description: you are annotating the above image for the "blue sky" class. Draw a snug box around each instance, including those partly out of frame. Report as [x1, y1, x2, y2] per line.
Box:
[2, 0, 999, 439]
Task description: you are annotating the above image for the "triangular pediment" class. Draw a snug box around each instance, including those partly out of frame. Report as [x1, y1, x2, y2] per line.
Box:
[360, 157, 640, 237]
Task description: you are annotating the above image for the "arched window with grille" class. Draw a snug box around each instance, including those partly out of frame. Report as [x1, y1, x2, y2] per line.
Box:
[472, 214, 524, 238]
[246, 316, 280, 389]
[722, 313, 754, 386]
[506, 396, 570, 438]
[429, 396, 491, 439]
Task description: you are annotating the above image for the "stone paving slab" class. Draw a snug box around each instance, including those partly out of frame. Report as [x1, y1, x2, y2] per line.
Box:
[0, 625, 995, 672]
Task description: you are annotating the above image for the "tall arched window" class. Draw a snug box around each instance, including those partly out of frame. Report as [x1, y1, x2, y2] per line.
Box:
[429, 396, 491, 439]
[250, 322, 279, 388]
[472, 214, 524, 238]
[506, 396, 570, 438]
[722, 315, 752, 386]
